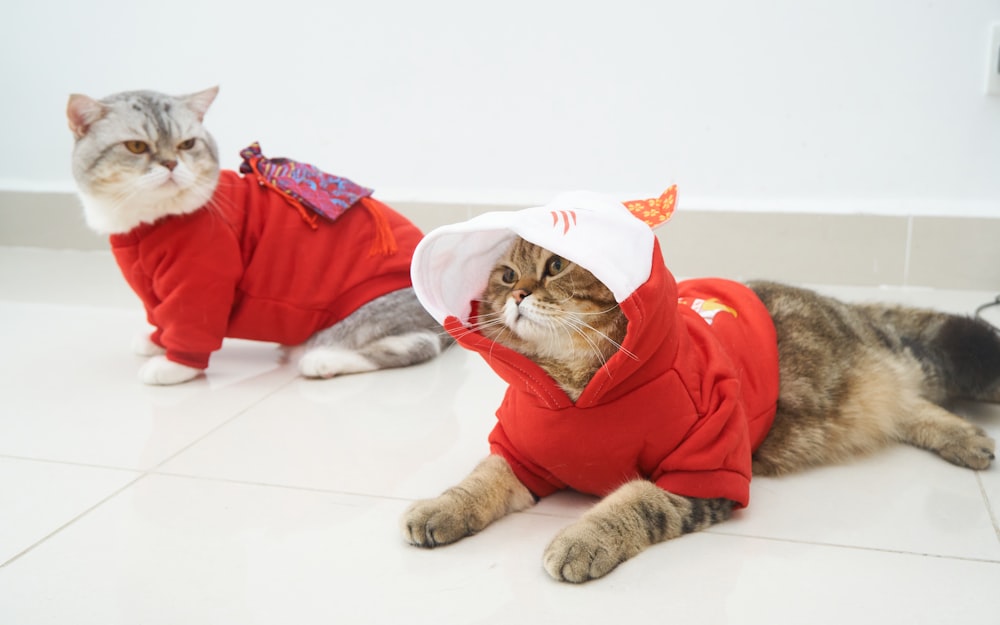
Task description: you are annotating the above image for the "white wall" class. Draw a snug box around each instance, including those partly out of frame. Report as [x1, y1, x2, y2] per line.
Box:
[3, 0, 999, 216]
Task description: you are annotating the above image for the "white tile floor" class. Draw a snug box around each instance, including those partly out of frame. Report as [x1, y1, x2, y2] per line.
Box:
[1, 245, 999, 624]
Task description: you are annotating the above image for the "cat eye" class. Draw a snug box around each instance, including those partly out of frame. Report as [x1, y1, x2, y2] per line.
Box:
[501, 267, 517, 284]
[123, 140, 149, 154]
[177, 138, 196, 150]
[545, 255, 566, 276]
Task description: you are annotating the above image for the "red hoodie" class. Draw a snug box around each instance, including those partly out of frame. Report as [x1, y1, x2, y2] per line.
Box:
[109, 170, 422, 369]
[412, 191, 779, 507]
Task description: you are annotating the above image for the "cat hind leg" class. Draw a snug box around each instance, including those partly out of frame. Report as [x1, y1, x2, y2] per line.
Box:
[894, 398, 995, 470]
[298, 347, 379, 378]
[298, 288, 451, 379]
[298, 330, 443, 378]
[357, 330, 445, 369]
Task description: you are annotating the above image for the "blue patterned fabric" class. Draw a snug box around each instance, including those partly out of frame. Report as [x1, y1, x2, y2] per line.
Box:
[239, 142, 373, 222]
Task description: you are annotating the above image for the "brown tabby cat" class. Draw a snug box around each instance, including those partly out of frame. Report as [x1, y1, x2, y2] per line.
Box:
[402, 236, 999, 583]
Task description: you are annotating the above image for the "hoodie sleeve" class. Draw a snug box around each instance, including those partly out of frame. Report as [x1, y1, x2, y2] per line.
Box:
[650, 386, 754, 508]
[125, 214, 243, 369]
[649, 323, 755, 508]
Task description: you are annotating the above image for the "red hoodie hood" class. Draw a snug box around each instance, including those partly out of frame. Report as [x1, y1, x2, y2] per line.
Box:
[411, 191, 779, 507]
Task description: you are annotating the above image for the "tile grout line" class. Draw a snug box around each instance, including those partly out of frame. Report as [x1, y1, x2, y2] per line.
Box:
[975, 472, 1000, 544]
[135, 461, 1000, 569]
[144, 469, 418, 502]
[0, 453, 141, 473]
[705, 529, 1000, 565]
[0, 373, 301, 475]
[0, 375, 299, 570]
[143, 374, 300, 475]
[0, 473, 148, 569]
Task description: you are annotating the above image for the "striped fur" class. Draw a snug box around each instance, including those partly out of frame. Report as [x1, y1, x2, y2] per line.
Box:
[472, 236, 628, 401]
[543, 483, 732, 582]
[402, 239, 1000, 582]
[749, 280, 999, 475]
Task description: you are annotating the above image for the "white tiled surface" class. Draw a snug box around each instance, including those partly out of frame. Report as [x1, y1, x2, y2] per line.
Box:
[1, 246, 998, 624]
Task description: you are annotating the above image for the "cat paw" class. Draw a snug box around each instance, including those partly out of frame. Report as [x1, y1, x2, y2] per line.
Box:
[543, 520, 629, 583]
[937, 427, 996, 470]
[401, 498, 477, 548]
[131, 332, 166, 357]
[138, 356, 201, 385]
[298, 348, 377, 378]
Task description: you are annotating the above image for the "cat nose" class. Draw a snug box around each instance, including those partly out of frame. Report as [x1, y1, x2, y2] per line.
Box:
[160, 159, 178, 171]
[512, 289, 531, 304]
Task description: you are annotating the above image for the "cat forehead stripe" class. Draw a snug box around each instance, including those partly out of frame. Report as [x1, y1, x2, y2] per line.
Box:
[550, 210, 577, 234]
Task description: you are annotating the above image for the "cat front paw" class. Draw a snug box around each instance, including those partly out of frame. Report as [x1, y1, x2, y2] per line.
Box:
[138, 356, 201, 385]
[131, 331, 166, 357]
[401, 497, 478, 548]
[543, 519, 631, 583]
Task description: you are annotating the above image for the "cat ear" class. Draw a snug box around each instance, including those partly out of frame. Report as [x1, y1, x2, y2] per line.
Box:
[181, 86, 219, 121]
[66, 94, 107, 139]
[623, 185, 677, 230]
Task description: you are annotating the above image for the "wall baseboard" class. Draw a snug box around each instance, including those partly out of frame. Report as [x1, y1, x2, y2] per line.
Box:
[2, 190, 997, 290]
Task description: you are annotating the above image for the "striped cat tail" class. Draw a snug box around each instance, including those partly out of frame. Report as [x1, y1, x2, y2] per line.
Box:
[855, 303, 1000, 402]
[930, 314, 1000, 402]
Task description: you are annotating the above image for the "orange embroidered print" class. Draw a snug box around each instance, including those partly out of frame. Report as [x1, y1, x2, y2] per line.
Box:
[679, 297, 737, 326]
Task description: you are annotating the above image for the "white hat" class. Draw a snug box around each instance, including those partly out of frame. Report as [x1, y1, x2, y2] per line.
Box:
[411, 187, 676, 326]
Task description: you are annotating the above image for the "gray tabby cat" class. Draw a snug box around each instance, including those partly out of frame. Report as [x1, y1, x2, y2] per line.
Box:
[403, 237, 999, 582]
[67, 87, 449, 384]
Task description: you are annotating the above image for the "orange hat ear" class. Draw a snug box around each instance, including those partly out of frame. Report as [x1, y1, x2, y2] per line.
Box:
[623, 185, 677, 230]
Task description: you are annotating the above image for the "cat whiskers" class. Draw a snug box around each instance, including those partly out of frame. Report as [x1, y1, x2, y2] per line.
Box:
[200, 184, 234, 216]
[562, 310, 637, 362]
[102, 182, 154, 217]
[462, 304, 520, 362]
[197, 176, 244, 225]
[102, 168, 215, 220]
[205, 171, 240, 211]
[464, 308, 510, 341]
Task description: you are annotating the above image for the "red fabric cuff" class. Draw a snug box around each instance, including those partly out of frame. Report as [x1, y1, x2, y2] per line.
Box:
[655, 469, 749, 509]
[165, 350, 210, 370]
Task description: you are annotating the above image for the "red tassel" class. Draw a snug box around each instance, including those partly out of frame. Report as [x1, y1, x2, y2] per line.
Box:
[363, 200, 398, 256]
